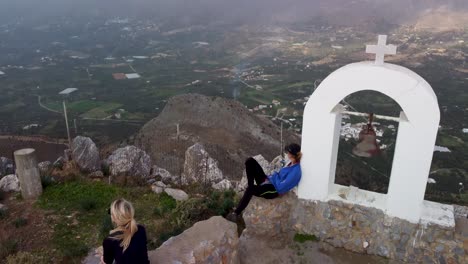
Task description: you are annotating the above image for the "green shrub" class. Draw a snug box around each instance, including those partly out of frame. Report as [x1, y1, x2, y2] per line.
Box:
[13, 217, 28, 228]
[0, 208, 8, 220]
[79, 198, 98, 211]
[38, 181, 119, 212]
[99, 215, 114, 240]
[293, 233, 319, 243]
[0, 239, 18, 259]
[40, 175, 56, 189]
[101, 163, 110, 176]
[60, 240, 89, 258]
[153, 193, 177, 217]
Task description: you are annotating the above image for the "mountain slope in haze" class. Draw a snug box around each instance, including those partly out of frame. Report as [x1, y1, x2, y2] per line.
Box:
[135, 94, 300, 180]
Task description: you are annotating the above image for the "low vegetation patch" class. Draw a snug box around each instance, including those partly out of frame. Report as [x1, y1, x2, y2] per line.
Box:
[13, 217, 28, 228]
[294, 233, 319, 243]
[24, 179, 238, 262]
[0, 239, 18, 259]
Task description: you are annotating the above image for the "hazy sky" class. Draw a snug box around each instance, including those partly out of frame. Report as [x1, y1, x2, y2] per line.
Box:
[0, 0, 466, 25]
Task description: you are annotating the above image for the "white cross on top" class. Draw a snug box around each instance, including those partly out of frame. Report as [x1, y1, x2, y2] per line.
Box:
[366, 35, 397, 65]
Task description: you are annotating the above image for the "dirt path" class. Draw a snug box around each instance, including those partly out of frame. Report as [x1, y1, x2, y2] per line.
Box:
[36, 95, 62, 114]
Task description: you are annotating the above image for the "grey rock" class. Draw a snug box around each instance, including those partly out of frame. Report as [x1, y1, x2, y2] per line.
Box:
[154, 181, 166, 188]
[0, 157, 14, 176]
[149, 216, 239, 264]
[38, 161, 52, 174]
[72, 136, 100, 172]
[106, 146, 152, 179]
[151, 185, 164, 194]
[151, 166, 174, 182]
[164, 188, 189, 201]
[0, 203, 6, 210]
[89, 171, 104, 178]
[212, 179, 232, 190]
[182, 143, 223, 185]
[0, 174, 20, 192]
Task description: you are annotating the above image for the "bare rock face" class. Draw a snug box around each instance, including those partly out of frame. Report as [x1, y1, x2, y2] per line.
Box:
[0, 157, 15, 177]
[212, 179, 232, 190]
[149, 216, 239, 264]
[135, 93, 300, 182]
[106, 146, 151, 183]
[182, 143, 224, 186]
[71, 136, 101, 172]
[0, 174, 20, 192]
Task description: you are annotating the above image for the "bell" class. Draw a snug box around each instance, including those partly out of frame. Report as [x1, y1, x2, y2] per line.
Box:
[352, 113, 381, 158]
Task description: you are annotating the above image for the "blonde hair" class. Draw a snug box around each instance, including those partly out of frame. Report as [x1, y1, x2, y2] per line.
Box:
[109, 199, 138, 252]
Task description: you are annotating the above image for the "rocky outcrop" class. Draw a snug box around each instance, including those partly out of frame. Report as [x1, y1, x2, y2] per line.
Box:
[148, 216, 239, 264]
[0, 174, 20, 192]
[71, 136, 100, 172]
[0, 157, 15, 177]
[106, 146, 151, 184]
[182, 143, 224, 186]
[135, 93, 300, 182]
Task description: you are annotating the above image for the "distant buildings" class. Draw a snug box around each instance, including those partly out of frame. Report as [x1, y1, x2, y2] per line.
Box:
[125, 73, 141, 79]
[434, 146, 451, 153]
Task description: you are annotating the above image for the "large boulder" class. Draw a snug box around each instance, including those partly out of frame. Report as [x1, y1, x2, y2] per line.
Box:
[239, 192, 298, 263]
[0, 174, 20, 192]
[71, 136, 100, 172]
[0, 157, 15, 177]
[181, 143, 224, 186]
[241, 192, 296, 240]
[106, 146, 151, 183]
[149, 216, 239, 264]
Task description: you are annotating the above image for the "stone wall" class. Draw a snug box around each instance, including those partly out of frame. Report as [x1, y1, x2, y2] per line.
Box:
[148, 216, 239, 264]
[241, 192, 467, 263]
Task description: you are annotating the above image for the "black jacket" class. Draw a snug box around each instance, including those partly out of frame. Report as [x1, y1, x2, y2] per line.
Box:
[103, 224, 150, 264]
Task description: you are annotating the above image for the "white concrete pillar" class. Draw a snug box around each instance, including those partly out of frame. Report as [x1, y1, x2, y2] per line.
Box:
[14, 148, 43, 199]
[298, 103, 342, 201]
[386, 111, 439, 222]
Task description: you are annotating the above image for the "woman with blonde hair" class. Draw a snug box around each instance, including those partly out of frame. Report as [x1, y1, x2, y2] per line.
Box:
[102, 199, 149, 264]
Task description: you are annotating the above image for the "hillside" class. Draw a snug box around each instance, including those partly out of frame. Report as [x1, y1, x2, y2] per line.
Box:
[135, 94, 300, 180]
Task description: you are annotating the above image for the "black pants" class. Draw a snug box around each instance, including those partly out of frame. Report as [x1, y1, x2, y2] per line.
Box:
[234, 157, 279, 215]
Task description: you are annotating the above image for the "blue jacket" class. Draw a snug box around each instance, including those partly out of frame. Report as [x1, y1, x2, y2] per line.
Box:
[268, 163, 302, 194]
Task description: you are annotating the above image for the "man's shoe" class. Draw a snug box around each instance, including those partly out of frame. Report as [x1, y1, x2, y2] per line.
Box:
[226, 212, 238, 223]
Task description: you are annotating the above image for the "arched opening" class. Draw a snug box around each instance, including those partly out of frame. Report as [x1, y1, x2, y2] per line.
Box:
[299, 62, 441, 223]
[335, 90, 402, 194]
